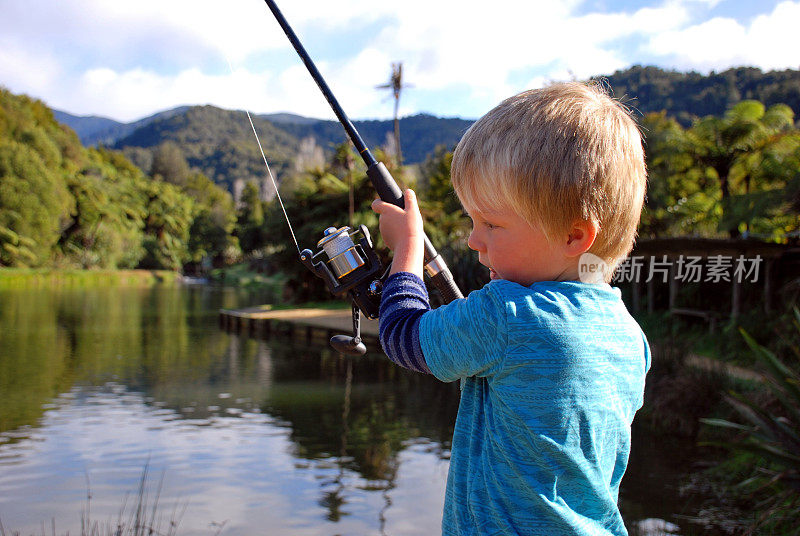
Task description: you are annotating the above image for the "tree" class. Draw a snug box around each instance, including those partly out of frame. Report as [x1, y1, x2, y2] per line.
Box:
[183, 172, 239, 267]
[150, 140, 190, 185]
[0, 139, 72, 266]
[416, 146, 483, 294]
[57, 148, 148, 269]
[139, 180, 195, 270]
[685, 100, 797, 237]
[0, 89, 81, 267]
[639, 112, 722, 238]
[236, 181, 267, 255]
[376, 62, 411, 165]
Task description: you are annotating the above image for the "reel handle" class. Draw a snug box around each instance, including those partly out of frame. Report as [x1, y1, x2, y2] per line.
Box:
[330, 304, 367, 356]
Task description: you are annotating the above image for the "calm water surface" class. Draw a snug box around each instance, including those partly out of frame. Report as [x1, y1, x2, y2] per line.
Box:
[0, 285, 705, 535]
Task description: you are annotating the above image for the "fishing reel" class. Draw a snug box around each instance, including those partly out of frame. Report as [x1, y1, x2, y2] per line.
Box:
[299, 225, 384, 356]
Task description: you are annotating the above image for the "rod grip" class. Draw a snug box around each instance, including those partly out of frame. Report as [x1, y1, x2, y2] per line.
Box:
[367, 159, 464, 304]
[430, 268, 464, 304]
[366, 162, 404, 208]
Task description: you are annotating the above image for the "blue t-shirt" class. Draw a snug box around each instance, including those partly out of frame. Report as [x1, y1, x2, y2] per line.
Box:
[419, 279, 650, 535]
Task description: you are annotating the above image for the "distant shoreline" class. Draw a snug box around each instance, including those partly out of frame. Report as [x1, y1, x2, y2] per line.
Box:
[0, 268, 182, 289]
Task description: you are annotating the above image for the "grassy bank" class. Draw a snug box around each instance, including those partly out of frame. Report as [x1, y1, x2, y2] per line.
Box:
[209, 263, 286, 292]
[635, 308, 797, 367]
[0, 268, 181, 289]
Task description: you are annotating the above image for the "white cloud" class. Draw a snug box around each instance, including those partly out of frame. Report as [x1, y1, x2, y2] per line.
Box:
[0, 0, 797, 122]
[0, 42, 62, 97]
[70, 66, 273, 121]
[646, 0, 800, 72]
[746, 1, 800, 70]
[363, 0, 693, 112]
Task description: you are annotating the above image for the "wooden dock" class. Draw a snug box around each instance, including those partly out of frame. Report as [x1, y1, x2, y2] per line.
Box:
[218, 305, 379, 344]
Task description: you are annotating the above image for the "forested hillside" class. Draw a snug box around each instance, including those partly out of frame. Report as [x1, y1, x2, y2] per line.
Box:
[597, 65, 800, 126]
[50, 65, 800, 203]
[269, 113, 473, 165]
[3, 81, 799, 282]
[113, 105, 299, 194]
[0, 88, 238, 270]
[55, 106, 192, 147]
[8, 63, 798, 273]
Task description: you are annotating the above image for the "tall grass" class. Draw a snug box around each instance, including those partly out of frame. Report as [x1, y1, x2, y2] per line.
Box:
[0, 465, 188, 536]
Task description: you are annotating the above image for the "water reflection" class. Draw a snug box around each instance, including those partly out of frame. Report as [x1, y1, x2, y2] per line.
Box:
[0, 286, 455, 535]
[0, 285, 706, 535]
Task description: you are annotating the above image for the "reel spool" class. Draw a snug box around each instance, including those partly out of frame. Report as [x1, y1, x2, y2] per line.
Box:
[299, 225, 385, 355]
[317, 226, 367, 279]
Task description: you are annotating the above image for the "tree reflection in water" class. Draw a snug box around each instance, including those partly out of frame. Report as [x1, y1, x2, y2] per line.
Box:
[0, 285, 457, 535]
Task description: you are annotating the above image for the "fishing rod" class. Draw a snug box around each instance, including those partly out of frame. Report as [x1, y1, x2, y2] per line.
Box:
[261, 0, 464, 350]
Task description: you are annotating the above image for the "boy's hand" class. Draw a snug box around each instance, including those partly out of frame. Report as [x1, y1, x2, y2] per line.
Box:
[371, 189, 425, 277]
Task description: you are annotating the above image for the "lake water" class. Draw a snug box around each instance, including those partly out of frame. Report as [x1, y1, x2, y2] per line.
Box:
[0, 285, 708, 535]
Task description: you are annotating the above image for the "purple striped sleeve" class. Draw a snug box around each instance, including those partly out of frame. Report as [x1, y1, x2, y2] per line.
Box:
[378, 272, 432, 374]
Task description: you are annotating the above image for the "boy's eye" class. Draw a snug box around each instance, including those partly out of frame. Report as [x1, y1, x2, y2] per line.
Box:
[483, 222, 497, 230]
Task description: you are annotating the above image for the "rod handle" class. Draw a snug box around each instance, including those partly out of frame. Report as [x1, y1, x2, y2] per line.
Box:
[366, 162, 404, 208]
[367, 163, 463, 304]
[430, 266, 464, 304]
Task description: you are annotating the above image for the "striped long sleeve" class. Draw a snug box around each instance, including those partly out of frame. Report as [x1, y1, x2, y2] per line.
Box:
[378, 272, 431, 374]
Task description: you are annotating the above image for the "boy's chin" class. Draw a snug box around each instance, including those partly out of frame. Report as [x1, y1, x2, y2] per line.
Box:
[489, 268, 499, 280]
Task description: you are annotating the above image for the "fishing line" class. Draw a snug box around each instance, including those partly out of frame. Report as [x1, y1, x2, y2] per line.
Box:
[225, 55, 300, 255]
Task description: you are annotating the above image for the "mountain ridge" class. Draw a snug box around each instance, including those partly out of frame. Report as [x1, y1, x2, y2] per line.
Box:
[51, 64, 800, 197]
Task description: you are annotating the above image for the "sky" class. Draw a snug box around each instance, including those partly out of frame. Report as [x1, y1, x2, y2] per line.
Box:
[0, 0, 798, 123]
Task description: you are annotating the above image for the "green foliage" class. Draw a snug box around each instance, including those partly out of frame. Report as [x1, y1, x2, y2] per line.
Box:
[1, 87, 242, 272]
[57, 148, 149, 269]
[599, 65, 800, 126]
[0, 225, 37, 266]
[700, 309, 800, 533]
[183, 172, 239, 265]
[640, 100, 800, 241]
[236, 181, 267, 255]
[685, 100, 799, 237]
[0, 139, 73, 266]
[0, 89, 86, 267]
[640, 112, 710, 237]
[139, 180, 195, 270]
[150, 140, 190, 185]
[416, 146, 485, 295]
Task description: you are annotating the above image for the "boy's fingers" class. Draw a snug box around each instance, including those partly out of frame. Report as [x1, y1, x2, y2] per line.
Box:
[404, 189, 417, 209]
[373, 190, 417, 214]
[371, 198, 387, 213]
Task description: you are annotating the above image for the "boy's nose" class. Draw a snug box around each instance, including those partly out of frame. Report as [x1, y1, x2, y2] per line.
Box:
[467, 229, 483, 252]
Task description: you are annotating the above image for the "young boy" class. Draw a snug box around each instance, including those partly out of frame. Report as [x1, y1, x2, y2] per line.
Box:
[371, 82, 650, 535]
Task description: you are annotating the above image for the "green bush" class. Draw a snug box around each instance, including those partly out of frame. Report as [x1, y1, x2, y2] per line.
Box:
[700, 308, 800, 533]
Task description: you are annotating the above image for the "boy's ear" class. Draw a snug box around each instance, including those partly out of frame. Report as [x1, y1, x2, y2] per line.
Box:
[564, 220, 598, 257]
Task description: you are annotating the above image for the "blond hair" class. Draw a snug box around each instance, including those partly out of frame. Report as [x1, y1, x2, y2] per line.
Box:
[451, 81, 647, 280]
